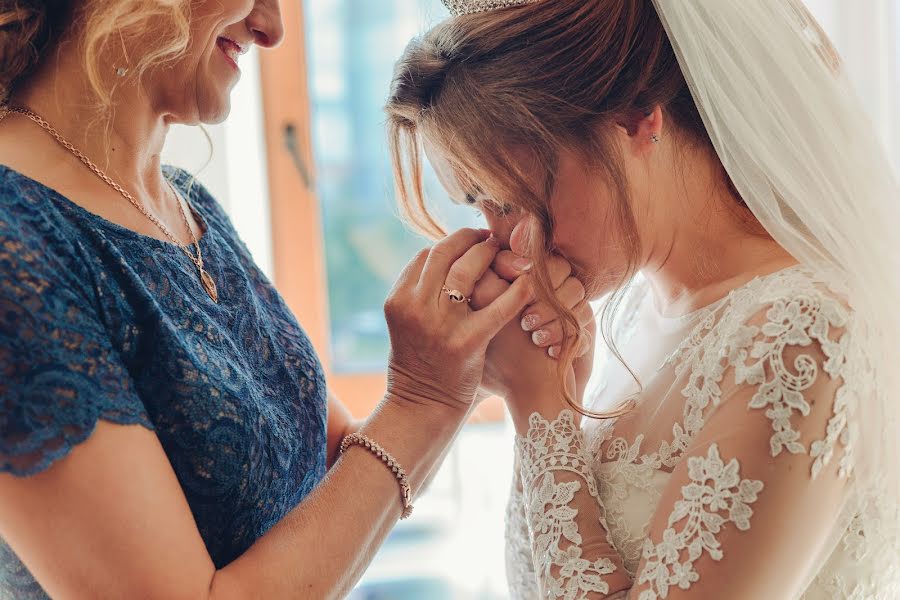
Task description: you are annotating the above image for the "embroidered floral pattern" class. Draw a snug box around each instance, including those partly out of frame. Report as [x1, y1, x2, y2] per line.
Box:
[505, 267, 896, 600]
[517, 411, 618, 599]
[726, 294, 856, 477]
[636, 444, 763, 600]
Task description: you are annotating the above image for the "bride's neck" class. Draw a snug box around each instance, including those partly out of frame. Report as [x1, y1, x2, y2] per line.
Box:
[639, 160, 796, 318]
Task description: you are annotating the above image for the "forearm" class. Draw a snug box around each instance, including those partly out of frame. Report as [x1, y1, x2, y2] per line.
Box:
[510, 397, 632, 598]
[209, 395, 468, 600]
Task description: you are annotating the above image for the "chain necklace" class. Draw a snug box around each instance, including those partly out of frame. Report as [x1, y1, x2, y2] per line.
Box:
[0, 105, 219, 303]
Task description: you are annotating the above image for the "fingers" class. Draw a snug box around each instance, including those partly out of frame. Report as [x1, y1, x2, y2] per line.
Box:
[387, 248, 430, 301]
[491, 250, 533, 282]
[492, 251, 571, 289]
[530, 301, 594, 350]
[509, 216, 536, 256]
[419, 228, 491, 292]
[470, 275, 535, 338]
[520, 277, 587, 332]
[470, 269, 510, 311]
[442, 237, 502, 301]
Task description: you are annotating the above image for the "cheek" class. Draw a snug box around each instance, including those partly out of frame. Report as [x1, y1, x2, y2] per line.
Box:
[549, 183, 628, 279]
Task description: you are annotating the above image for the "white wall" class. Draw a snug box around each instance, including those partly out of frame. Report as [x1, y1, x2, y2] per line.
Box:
[806, 0, 900, 164]
[160, 47, 274, 278]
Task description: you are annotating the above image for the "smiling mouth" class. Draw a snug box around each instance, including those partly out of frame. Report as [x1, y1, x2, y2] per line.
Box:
[216, 37, 248, 70]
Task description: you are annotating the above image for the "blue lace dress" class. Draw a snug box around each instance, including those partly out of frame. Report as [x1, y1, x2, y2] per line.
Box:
[0, 165, 329, 599]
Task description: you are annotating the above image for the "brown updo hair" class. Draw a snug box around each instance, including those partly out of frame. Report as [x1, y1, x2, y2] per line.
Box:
[385, 0, 751, 417]
[0, 0, 191, 107]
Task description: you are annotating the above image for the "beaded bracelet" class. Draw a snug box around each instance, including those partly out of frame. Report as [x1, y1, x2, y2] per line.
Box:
[340, 432, 414, 519]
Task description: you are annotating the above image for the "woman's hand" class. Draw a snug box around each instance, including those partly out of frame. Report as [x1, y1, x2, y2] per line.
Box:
[383, 228, 534, 414]
[471, 251, 596, 425]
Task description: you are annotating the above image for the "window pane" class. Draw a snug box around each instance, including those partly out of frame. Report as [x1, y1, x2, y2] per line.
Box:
[306, 0, 480, 373]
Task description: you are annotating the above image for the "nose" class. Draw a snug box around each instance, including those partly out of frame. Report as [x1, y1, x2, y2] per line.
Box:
[247, 0, 285, 48]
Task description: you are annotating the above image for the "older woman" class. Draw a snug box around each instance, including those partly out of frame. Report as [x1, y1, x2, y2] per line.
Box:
[0, 0, 592, 598]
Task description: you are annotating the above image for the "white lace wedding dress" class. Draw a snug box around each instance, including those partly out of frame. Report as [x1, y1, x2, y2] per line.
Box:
[504, 265, 900, 599]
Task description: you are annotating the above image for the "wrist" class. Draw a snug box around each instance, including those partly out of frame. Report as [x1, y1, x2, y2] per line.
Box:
[387, 363, 478, 411]
[381, 391, 470, 435]
[506, 390, 570, 435]
[356, 394, 468, 497]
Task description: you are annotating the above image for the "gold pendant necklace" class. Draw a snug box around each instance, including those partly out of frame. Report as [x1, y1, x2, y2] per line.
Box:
[1, 105, 219, 303]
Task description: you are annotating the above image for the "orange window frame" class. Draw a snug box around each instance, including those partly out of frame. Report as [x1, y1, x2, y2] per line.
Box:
[257, 1, 503, 422]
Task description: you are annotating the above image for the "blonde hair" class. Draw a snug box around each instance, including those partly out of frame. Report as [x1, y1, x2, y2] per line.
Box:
[0, 0, 191, 106]
[385, 0, 753, 418]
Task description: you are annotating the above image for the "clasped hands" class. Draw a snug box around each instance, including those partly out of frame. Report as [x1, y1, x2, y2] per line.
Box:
[384, 223, 595, 432]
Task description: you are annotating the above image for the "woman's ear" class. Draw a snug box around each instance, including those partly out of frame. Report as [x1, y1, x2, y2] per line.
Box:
[618, 105, 665, 156]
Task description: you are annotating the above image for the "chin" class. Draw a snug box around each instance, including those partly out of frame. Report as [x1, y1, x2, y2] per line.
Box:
[198, 96, 232, 125]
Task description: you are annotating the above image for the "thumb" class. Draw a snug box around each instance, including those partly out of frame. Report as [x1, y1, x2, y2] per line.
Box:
[509, 216, 538, 257]
[470, 274, 534, 338]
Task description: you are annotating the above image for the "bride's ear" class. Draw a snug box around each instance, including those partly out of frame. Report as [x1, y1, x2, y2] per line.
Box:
[616, 106, 665, 155]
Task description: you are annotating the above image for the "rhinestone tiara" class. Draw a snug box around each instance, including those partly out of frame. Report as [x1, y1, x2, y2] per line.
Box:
[442, 0, 543, 17]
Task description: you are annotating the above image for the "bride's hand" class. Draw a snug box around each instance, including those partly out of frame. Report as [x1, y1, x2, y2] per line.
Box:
[384, 228, 533, 414]
[471, 251, 595, 414]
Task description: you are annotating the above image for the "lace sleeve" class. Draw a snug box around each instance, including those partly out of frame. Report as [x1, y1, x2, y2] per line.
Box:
[515, 410, 630, 599]
[0, 214, 152, 477]
[630, 295, 860, 599]
[505, 451, 540, 599]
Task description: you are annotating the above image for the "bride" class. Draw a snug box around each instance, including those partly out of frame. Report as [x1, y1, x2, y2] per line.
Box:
[387, 0, 900, 598]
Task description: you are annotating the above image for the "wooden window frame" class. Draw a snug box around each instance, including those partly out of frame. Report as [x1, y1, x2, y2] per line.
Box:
[257, 1, 503, 422]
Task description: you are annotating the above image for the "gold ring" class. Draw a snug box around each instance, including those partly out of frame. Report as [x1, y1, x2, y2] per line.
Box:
[441, 286, 471, 304]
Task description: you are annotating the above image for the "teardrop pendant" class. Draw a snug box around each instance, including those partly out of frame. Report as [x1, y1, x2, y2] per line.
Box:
[199, 268, 218, 303]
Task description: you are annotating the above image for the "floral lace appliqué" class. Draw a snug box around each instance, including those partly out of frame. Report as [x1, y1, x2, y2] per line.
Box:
[636, 444, 763, 600]
[725, 293, 857, 478]
[517, 410, 618, 599]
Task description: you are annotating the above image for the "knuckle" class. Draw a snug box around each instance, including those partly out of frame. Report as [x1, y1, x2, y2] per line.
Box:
[568, 279, 587, 304]
[445, 264, 474, 288]
[549, 255, 573, 279]
[383, 296, 399, 316]
[428, 245, 451, 263]
[437, 228, 480, 252]
[576, 302, 594, 323]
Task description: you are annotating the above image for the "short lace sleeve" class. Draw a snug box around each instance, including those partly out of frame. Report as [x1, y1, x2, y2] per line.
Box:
[0, 195, 152, 477]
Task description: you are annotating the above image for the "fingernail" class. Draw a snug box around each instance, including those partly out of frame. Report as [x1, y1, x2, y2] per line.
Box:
[532, 329, 550, 346]
[521, 314, 539, 332]
[513, 258, 533, 272]
[548, 346, 560, 359]
[485, 235, 501, 248]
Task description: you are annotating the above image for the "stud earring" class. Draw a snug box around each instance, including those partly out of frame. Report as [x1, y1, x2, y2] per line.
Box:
[115, 31, 130, 78]
[650, 133, 661, 144]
